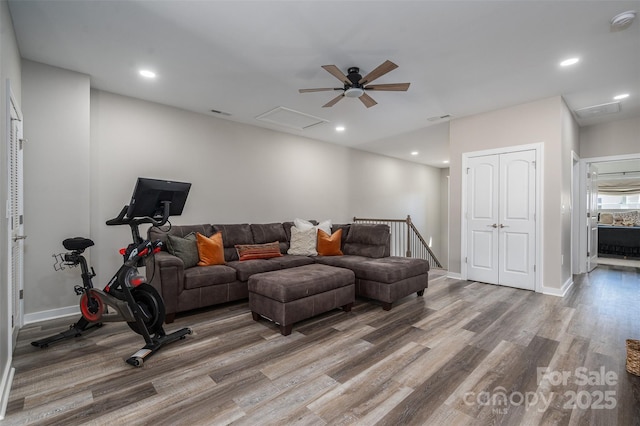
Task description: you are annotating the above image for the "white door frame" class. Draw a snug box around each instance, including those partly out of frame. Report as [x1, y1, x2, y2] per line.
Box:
[586, 163, 599, 272]
[571, 151, 581, 275]
[578, 152, 640, 272]
[461, 142, 544, 293]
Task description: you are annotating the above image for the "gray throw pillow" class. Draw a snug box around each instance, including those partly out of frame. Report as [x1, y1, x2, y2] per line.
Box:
[166, 232, 199, 268]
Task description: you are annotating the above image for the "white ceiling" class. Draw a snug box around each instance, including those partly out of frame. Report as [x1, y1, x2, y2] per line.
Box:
[8, 0, 640, 168]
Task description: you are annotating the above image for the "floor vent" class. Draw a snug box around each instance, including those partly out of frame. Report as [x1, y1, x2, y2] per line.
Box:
[256, 107, 328, 130]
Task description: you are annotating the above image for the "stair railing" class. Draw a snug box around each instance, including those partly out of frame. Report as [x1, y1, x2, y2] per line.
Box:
[352, 215, 443, 269]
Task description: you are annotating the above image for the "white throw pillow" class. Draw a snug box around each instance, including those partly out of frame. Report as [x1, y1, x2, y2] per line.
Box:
[316, 219, 332, 235]
[287, 226, 318, 256]
[293, 218, 332, 235]
[294, 218, 315, 231]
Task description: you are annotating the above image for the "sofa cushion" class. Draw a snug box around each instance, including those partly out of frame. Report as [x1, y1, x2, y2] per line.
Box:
[314, 255, 428, 283]
[251, 223, 288, 253]
[183, 264, 238, 290]
[287, 226, 318, 256]
[196, 232, 226, 266]
[166, 232, 199, 269]
[332, 224, 351, 251]
[251, 223, 287, 244]
[343, 224, 389, 258]
[226, 259, 282, 281]
[149, 224, 214, 250]
[236, 242, 283, 261]
[317, 229, 343, 256]
[267, 254, 315, 269]
[213, 224, 255, 261]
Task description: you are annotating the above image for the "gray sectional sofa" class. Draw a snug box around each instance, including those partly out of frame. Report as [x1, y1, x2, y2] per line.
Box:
[146, 221, 429, 323]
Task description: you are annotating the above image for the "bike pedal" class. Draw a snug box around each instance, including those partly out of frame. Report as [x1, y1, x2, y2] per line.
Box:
[74, 285, 84, 295]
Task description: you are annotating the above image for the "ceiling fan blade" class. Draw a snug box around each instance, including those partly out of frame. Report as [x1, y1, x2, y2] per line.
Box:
[299, 88, 341, 93]
[323, 94, 344, 108]
[322, 65, 351, 85]
[358, 60, 398, 85]
[359, 93, 377, 108]
[365, 83, 410, 91]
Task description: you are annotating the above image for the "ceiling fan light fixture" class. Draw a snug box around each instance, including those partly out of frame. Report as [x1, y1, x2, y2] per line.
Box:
[345, 87, 365, 98]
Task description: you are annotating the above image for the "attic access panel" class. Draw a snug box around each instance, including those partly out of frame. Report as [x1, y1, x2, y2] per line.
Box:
[256, 107, 328, 130]
[575, 101, 621, 119]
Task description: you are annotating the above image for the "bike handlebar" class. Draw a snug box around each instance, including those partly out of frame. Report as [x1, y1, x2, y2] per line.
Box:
[106, 201, 171, 228]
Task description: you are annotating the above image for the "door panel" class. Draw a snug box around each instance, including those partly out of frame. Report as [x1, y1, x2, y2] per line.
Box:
[471, 230, 495, 269]
[499, 150, 536, 290]
[467, 156, 499, 284]
[503, 232, 528, 273]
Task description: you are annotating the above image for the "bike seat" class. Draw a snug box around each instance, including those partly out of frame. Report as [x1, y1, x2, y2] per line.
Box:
[63, 237, 94, 251]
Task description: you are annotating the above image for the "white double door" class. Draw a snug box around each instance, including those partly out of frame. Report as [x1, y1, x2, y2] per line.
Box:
[466, 149, 536, 290]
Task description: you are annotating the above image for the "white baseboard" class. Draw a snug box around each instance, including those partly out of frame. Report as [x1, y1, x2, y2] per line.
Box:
[0, 364, 15, 420]
[23, 305, 80, 325]
[447, 272, 462, 280]
[542, 277, 574, 297]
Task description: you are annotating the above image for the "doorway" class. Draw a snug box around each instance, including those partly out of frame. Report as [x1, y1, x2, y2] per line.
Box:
[580, 154, 640, 270]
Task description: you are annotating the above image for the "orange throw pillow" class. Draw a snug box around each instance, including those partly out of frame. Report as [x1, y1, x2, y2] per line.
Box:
[196, 232, 225, 266]
[316, 229, 343, 256]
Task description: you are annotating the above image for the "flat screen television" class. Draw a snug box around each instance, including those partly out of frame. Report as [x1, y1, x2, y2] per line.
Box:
[126, 177, 191, 219]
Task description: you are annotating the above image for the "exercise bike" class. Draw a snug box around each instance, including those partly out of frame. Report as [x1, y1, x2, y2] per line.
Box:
[32, 178, 192, 367]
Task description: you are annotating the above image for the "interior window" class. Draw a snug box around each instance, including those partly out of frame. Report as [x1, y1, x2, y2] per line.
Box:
[598, 194, 640, 210]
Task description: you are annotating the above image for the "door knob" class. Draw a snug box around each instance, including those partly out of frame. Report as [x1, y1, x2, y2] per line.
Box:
[489, 224, 498, 228]
[499, 224, 509, 228]
[13, 234, 27, 242]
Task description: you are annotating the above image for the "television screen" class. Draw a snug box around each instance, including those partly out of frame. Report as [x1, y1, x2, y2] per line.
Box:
[126, 177, 191, 219]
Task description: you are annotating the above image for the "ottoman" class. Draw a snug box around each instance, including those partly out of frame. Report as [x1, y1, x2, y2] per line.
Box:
[248, 264, 355, 335]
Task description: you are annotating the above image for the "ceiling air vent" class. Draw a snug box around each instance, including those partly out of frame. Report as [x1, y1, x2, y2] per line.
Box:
[256, 107, 328, 130]
[210, 109, 232, 116]
[427, 114, 451, 122]
[574, 102, 620, 119]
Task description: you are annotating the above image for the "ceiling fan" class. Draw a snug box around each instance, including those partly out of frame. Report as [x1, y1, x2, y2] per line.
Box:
[299, 60, 410, 108]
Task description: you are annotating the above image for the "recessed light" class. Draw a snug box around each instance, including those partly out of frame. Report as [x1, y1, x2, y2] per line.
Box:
[560, 57, 580, 67]
[443, 160, 450, 164]
[411, 151, 419, 156]
[139, 69, 156, 78]
[335, 126, 345, 132]
[613, 93, 630, 100]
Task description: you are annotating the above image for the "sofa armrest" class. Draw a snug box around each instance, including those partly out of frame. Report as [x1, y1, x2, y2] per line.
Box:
[145, 251, 185, 316]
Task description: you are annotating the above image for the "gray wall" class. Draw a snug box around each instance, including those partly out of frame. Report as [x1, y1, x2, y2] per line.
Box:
[21, 64, 444, 320]
[22, 60, 91, 318]
[579, 116, 640, 159]
[346, 148, 442, 257]
[1, 0, 22, 416]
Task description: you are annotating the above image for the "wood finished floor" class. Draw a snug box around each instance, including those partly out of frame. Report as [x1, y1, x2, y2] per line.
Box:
[5, 266, 640, 425]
